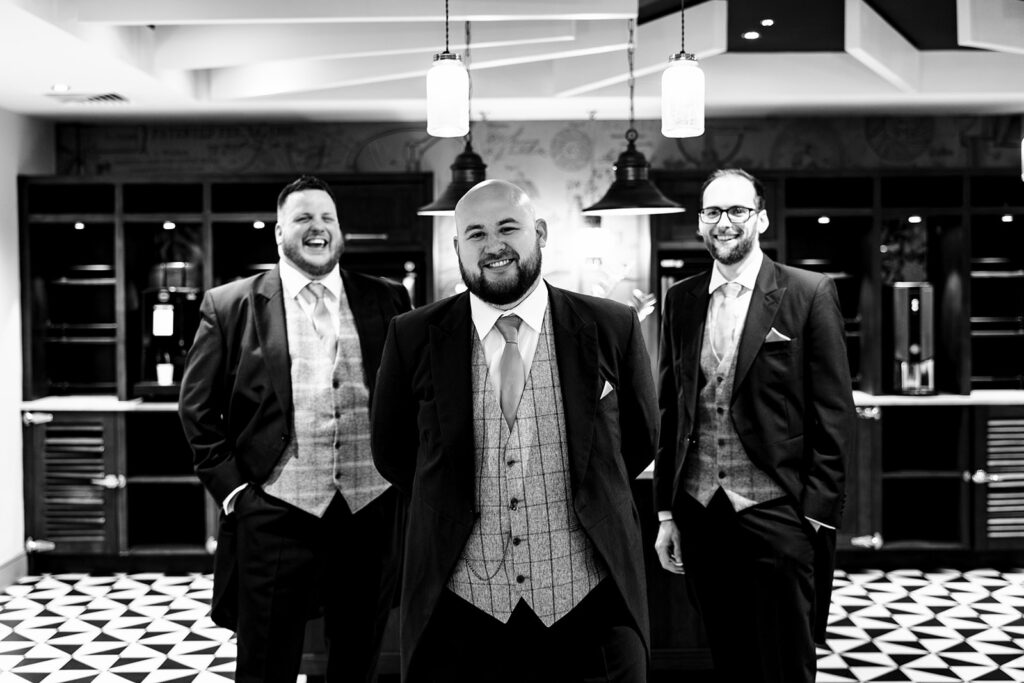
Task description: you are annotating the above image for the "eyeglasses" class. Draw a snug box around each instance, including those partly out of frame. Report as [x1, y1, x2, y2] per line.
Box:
[698, 206, 758, 224]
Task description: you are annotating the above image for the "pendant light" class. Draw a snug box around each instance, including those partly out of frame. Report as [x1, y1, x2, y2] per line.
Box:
[419, 21, 487, 215]
[426, 0, 469, 138]
[661, 0, 705, 138]
[583, 20, 683, 217]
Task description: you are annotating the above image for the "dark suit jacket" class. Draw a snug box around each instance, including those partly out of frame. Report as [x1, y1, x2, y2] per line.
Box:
[653, 255, 854, 641]
[370, 283, 659, 679]
[178, 265, 411, 629]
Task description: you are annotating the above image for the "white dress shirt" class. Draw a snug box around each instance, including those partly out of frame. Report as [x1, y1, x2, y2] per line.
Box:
[468, 279, 549, 400]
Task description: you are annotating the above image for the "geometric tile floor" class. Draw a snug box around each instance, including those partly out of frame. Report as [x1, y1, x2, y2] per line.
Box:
[3, 569, 1024, 681]
[0, 574, 235, 682]
[818, 568, 1024, 682]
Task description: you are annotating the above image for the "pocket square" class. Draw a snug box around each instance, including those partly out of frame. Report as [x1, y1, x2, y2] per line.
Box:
[600, 380, 615, 399]
[765, 327, 792, 343]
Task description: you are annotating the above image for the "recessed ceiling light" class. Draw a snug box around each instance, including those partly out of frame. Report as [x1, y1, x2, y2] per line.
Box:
[742, 31, 761, 40]
[818, 216, 830, 225]
[1002, 214, 1014, 223]
[50, 83, 71, 93]
[162, 221, 176, 230]
[908, 215, 922, 224]
[761, 19, 775, 27]
[73, 222, 85, 230]
[253, 220, 265, 229]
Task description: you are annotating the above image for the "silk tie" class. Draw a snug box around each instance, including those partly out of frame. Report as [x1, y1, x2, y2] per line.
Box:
[301, 281, 337, 356]
[494, 315, 526, 430]
[711, 282, 744, 361]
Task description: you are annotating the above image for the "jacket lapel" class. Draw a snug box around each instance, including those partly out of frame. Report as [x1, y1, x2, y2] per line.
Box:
[679, 273, 711, 425]
[548, 285, 599, 492]
[430, 294, 476, 512]
[253, 266, 293, 421]
[733, 257, 784, 394]
[340, 269, 385, 387]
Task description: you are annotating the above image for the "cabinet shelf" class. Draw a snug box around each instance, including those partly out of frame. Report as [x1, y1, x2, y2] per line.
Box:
[881, 470, 964, 479]
[45, 337, 117, 345]
[28, 214, 115, 224]
[50, 278, 117, 286]
[127, 475, 201, 485]
[971, 270, 1024, 279]
[972, 329, 1024, 338]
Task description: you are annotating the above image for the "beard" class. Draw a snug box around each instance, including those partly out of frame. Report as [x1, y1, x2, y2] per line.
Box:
[280, 235, 343, 277]
[459, 243, 543, 306]
[703, 228, 756, 266]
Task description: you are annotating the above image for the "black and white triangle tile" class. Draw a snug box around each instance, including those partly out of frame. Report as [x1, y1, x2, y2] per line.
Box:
[4, 569, 1024, 681]
[0, 573, 235, 682]
[818, 569, 1024, 682]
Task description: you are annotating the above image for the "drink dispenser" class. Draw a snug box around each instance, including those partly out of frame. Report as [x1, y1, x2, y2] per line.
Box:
[891, 282, 935, 395]
[135, 262, 202, 399]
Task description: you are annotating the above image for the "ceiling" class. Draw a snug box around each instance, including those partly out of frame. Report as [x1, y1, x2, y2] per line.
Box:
[0, 0, 1022, 123]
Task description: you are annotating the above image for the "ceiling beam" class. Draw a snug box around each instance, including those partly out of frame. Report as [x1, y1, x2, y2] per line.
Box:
[844, 0, 920, 92]
[206, 21, 625, 99]
[154, 20, 578, 70]
[75, 0, 637, 26]
[554, 0, 727, 97]
[957, 0, 1024, 55]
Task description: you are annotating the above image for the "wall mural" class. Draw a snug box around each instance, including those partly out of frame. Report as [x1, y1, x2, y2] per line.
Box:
[56, 114, 1022, 310]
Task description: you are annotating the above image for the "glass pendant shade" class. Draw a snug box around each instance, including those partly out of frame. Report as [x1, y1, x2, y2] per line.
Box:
[427, 53, 469, 138]
[417, 141, 488, 215]
[582, 130, 684, 216]
[661, 52, 705, 138]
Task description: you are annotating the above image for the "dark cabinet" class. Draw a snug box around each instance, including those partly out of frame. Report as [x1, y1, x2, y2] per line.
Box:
[19, 173, 433, 570]
[973, 405, 1024, 550]
[22, 410, 121, 556]
[842, 399, 1024, 558]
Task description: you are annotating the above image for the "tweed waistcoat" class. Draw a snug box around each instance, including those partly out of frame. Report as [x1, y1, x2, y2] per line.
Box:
[262, 289, 389, 516]
[682, 316, 786, 511]
[448, 308, 607, 625]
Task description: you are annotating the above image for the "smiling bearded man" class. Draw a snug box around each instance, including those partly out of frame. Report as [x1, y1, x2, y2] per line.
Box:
[180, 175, 412, 683]
[371, 179, 659, 683]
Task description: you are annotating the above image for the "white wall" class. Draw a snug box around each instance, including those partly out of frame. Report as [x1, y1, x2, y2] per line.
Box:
[0, 109, 53, 581]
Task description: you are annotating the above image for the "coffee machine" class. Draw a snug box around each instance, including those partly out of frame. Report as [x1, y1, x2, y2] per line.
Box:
[888, 282, 935, 395]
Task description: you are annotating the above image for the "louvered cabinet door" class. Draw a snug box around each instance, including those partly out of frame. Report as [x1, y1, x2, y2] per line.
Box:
[23, 411, 122, 556]
[973, 406, 1024, 550]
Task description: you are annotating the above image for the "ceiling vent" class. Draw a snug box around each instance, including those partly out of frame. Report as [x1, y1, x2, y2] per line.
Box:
[46, 92, 130, 105]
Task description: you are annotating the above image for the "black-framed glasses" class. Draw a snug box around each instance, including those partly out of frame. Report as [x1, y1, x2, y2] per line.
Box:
[698, 206, 758, 223]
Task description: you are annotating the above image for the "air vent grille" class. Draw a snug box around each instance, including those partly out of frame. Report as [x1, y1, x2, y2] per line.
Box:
[46, 92, 130, 105]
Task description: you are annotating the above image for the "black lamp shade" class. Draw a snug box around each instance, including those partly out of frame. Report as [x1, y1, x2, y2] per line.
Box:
[582, 132, 683, 216]
[418, 141, 488, 216]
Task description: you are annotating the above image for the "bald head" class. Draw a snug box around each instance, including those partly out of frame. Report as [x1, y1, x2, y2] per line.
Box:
[453, 179, 547, 309]
[455, 179, 535, 228]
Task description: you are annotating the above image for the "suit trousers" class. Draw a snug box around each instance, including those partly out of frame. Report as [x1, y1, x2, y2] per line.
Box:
[412, 579, 645, 683]
[679, 488, 817, 683]
[233, 485, 402, 683]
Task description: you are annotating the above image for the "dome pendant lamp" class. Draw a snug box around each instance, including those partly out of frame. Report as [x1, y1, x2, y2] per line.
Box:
[419, 21, 487, 215]
[661, 0, 705, 138]
[417, 139, 487, 215]
[583, 20, 683, 217]
[426, 0, 469, 138]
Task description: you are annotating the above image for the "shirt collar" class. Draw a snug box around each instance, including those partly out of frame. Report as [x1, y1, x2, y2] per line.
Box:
[279, 259, 343, 302]
[708, 245, 763, 294]
[469, 279, 549, 340]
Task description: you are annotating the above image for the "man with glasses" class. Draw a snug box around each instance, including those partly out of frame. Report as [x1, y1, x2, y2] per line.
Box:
[653, 169, 855, 682]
